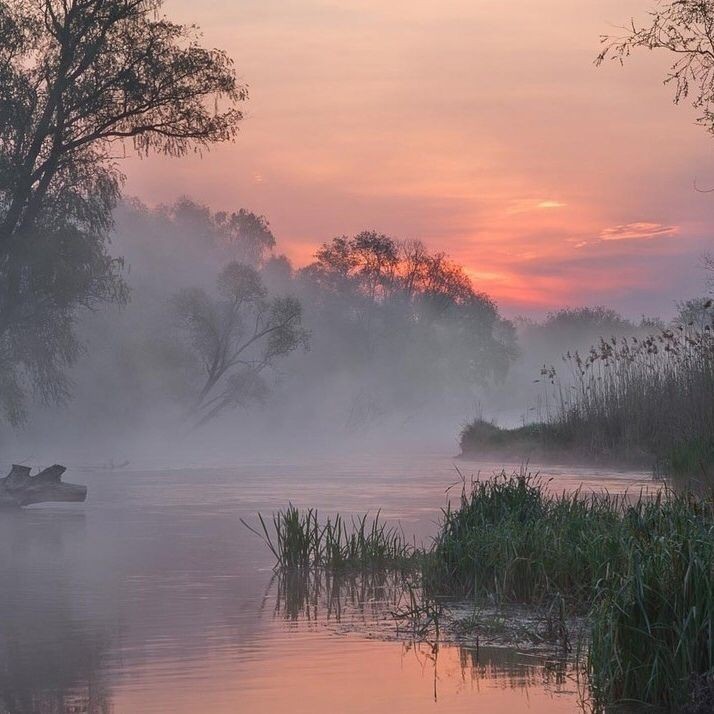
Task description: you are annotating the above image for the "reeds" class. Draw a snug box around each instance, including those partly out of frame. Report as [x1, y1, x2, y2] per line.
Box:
[548, 327, 714, 480]
[248, 473, 714, 709]
[588, 493, 714, 710]
[426, 471, 714, 710]
[426, 471, 628, 605]
[241, 505, 415, 570]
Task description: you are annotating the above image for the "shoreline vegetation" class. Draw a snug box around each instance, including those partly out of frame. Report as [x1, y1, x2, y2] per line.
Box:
[247, 472, 714, 712]
[460, 326, 714, 486]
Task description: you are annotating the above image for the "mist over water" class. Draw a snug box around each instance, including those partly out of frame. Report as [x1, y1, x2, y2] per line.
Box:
[3, 197, 686, 470]
[2, 0, 714, 710]
[0, 201, 692, 714]
[0, 455, 651, 713]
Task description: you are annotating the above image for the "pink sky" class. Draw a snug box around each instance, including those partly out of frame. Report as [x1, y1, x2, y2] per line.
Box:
[123, 0, 714, 318]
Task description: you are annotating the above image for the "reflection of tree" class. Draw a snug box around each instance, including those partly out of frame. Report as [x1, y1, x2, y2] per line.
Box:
[0, 627, 111, 714]
[0, 512, 113, 714]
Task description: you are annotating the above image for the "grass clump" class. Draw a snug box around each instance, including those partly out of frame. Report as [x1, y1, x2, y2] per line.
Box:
[427, 472, 626, 605]
[427, 471, 714, 711]
[241, 505, 414, 570]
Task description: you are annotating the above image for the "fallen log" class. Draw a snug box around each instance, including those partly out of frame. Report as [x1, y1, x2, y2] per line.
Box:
[0, 465, 87, 507]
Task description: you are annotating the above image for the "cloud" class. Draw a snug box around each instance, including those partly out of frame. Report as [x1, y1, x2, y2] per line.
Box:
[506, 198, 567, 214]
[600, 222, 679, 242]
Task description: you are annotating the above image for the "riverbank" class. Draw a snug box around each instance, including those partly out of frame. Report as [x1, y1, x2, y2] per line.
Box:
[458, 419, 656, 469]
[254, 471, 714, 712]
[461, 328, 714, 487]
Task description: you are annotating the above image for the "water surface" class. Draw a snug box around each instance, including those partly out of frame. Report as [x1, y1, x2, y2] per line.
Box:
[0, 454, 652, 713]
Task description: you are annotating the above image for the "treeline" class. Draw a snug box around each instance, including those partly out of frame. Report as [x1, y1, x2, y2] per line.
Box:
[47, 199, 518, 435]
[7, 195, 713, 442]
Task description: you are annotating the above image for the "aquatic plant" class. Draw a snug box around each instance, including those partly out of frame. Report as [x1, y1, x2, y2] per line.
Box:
[588, 492, 714, 710]
[250, 472, 714, 710]
[241, 505, 415, 570]
[426, 471, 627, 605]
[426, 471, 714, 711]
[461, 326, 714, 482]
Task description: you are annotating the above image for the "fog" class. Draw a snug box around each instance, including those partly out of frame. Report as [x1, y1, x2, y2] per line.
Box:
[3, 198, 708, 469]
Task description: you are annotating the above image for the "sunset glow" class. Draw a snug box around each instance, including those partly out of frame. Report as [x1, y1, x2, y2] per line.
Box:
[124, 0, 714, 316]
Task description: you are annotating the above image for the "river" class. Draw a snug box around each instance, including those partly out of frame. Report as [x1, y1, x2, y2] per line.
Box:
[0, 452, 653, 713]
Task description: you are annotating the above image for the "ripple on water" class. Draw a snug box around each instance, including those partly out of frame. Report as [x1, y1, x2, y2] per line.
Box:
[0, 453, 642, 713]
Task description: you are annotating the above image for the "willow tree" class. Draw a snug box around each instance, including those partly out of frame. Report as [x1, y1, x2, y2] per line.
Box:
[0, 0, 245, 423]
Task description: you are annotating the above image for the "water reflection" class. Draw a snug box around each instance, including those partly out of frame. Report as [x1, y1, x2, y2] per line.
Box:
[0, 459, 642, 713]
[264, 565, 584, 709]
[0, 511, 113, 714]
[266, 567, 407, 624]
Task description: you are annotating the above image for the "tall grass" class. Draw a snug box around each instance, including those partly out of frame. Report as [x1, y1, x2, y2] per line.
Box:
[241, 505, 414, 570]
[426, 472, 627, 605]
[248, 474, 714, 709]
[588, 493, 714, 710]
[548, 327, 714, 479]
[426, 472, 714, 711]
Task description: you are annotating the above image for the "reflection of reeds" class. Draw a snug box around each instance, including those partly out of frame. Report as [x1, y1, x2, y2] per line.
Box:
[457, 644, 570, 690]
[266, 566, 580, 703]
[267, 567, 413, 623]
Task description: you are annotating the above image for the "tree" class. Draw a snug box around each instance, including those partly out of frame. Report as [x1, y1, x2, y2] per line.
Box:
[675, 296, 714, 328]
[298, 233, 517, 419]
[0, 0, 245, 423]
[173, 262, 308, 427]
[597, 1, 714, 137]
[214, 209, 276, 267]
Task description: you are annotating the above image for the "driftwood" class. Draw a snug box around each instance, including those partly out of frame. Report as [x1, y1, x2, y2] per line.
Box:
[0, 465, 87, 507]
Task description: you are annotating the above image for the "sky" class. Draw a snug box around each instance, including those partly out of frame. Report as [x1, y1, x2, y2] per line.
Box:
[123, 0, 714, 319]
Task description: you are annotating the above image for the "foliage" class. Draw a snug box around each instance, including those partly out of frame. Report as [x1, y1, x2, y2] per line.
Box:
[427, 472, 627, 605]
[428, 471, 714, 710]
[516, 307, 659, 371]
[162, 199, 276, 267]
[588, 492, 714, 710]
[676, 296, 714, 330]
[173, 262, 309, 426]
[252, 472, 714, 709]
[597, 1, 714, 137]
[546, 327, 714, 477]
[296, 232, 517, 421]
[0, 0, 245, 424]
[459, 419, 570, 458]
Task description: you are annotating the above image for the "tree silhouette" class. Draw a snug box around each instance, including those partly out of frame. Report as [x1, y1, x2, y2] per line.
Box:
[0, 0, 245, 423]
[597, 1, 714, 137]
[173, 263, 309, 427]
